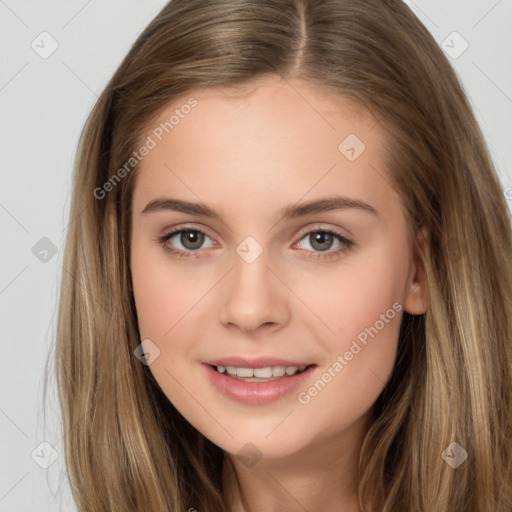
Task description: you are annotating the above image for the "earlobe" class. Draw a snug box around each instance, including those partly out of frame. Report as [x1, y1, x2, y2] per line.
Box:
[403, 226, 429, 315]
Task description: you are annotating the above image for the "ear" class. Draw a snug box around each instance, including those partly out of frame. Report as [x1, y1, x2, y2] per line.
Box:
[403, 225, 429, 315]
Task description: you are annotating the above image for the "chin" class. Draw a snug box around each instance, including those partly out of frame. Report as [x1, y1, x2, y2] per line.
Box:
[209, 427, 312, 462]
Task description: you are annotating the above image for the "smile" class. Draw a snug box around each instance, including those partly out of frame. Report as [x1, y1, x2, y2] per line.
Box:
[202, 362, 317, 405]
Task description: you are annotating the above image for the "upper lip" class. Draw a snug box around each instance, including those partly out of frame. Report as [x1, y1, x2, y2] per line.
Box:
[203, 357, 315, 368]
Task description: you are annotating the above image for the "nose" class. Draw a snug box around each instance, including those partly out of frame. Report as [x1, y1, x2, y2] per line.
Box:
[218, 248, 290, 334]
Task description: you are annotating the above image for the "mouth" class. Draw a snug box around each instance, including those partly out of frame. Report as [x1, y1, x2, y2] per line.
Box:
[202, 361, 318, 405]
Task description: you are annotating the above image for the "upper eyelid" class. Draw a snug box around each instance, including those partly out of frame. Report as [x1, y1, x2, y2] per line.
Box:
[163, 224, 216, 239]
[295, 224, 351, 239]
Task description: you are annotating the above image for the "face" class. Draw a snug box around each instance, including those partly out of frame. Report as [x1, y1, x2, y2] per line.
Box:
[130, 75, 427, 461]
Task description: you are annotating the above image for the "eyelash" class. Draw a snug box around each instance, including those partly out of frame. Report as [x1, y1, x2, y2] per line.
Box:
[157, 226, 354, 261]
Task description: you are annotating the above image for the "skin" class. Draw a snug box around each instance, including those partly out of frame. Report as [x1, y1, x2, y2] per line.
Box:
[130, 75, 428, 512]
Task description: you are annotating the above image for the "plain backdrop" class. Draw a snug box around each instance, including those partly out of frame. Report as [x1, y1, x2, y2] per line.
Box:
[0, 1, 511, 510]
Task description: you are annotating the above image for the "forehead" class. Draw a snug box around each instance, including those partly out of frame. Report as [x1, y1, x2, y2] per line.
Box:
[132, 76, 398, 221]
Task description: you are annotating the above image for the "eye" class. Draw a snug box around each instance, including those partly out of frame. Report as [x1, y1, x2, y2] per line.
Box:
[158, 228, 215, 258]
[158, 226, 354, 261]
[295, 229, 354, 260]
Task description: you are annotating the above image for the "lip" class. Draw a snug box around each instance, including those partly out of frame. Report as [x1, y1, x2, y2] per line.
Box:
[202, 357, 313, 368]
[203, 362, 317, 405]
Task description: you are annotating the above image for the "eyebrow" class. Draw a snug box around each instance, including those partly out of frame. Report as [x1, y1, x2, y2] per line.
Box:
[141, 195, 379, 220]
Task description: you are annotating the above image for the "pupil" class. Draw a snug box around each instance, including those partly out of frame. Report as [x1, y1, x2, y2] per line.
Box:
[311, 232, 333, 251]
[182, 230, 203, 250]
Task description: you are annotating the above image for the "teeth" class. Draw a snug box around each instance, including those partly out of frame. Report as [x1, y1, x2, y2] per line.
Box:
[253, 367, 272, 378]
[216, 365, 308, 377]
[236, 367, 253, 378]
[272, 366, 286, 377]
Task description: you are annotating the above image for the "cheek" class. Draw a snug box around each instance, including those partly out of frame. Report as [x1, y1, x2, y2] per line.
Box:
[130, 245, 209, 400]
[304, 243, 405, 341]
[131, 242, 204, 341]
[295, 242, 407, 398]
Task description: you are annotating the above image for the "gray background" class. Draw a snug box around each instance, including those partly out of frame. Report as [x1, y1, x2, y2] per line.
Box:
[1, 1, 511, 510]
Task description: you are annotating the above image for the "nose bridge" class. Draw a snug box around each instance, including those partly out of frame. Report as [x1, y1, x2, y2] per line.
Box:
[218, 238, 288, 331]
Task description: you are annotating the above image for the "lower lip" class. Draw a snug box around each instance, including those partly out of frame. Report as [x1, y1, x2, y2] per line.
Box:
[203, 363, 317, 405]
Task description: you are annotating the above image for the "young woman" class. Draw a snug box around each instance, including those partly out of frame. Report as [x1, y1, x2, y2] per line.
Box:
[54, 0, 512, 510]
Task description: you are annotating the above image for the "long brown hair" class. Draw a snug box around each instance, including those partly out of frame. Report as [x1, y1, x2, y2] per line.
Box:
[52, 0, 512, 510]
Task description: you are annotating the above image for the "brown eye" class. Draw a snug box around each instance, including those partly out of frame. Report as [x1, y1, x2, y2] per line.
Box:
[309, 231, 335, 251]
[179, 230, 205, 250]
[298, 229, 355, 259]
[159, 228, 216, 257]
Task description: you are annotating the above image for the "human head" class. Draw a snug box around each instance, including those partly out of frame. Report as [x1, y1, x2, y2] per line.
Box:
[56, 1, 512, 511]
